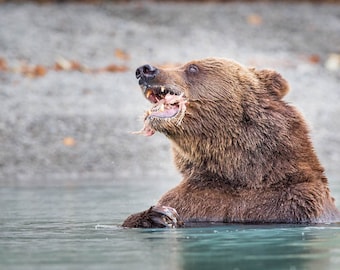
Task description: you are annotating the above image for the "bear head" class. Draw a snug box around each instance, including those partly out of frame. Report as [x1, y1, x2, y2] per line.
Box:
[135, 58, 289, 138]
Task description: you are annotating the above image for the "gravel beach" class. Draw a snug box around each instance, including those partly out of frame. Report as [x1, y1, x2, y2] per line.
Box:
[0, 1, 340, 195]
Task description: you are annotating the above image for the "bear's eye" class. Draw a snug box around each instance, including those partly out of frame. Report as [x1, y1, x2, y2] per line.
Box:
[187, 64, 199, 74]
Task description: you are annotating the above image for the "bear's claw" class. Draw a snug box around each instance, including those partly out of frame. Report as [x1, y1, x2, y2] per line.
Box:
[122, 205, 184, 228]
[149, 205, 184, 228]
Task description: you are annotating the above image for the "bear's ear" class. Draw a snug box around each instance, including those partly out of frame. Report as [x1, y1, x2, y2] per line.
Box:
[254, 69, 289, 99]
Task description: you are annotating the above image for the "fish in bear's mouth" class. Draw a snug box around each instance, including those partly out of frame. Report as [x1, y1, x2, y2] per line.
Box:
[134, 85, 188, 136]
[142, 85, 187, 119]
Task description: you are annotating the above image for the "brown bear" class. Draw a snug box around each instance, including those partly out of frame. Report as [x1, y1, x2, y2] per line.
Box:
[122, 57, 340, 228]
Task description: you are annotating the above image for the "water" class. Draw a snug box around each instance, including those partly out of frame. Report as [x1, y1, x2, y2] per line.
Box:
[1, 182, 340, 270]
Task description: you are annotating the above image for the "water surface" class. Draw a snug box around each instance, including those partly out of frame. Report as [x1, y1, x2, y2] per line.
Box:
[1, 182, 340, 270]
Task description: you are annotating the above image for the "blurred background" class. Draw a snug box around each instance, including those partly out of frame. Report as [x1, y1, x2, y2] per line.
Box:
[1, 0, 339, 191]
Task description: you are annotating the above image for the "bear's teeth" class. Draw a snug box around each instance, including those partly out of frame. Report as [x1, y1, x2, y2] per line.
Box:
[160, 86, 165, 93]
[159, 104, 165, 112]
[146, 90, 152, 99]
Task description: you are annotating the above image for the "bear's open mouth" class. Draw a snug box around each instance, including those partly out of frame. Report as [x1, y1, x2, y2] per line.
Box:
[133, 85, 188, 136]
[142, 85, 186, 119]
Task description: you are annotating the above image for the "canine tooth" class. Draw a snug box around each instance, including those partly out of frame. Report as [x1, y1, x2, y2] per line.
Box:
[146, 90, 152, 99]
[161, 86, 165, 92]
[159, 104, 165, 112]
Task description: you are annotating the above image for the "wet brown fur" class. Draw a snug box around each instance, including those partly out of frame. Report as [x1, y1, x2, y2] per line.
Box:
[123, 58, 340, 227]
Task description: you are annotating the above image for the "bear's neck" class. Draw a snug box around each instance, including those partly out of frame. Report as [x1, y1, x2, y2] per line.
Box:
[169, 113, 325, 190]
[171, 136, 273, 189]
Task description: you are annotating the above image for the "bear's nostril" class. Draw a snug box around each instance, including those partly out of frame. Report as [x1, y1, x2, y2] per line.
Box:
[136, 64, 158, 80]
[143, 64, 157, 75]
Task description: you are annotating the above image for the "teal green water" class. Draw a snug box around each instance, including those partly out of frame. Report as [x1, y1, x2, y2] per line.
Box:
[1, 183, 340, 270]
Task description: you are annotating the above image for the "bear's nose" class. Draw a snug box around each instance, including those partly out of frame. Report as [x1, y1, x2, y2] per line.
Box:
[136, 64, 159, 83]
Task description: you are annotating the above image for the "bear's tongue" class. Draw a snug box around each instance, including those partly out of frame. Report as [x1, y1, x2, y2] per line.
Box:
[148, 93, 180, 118]
[149, 102, 179, 118]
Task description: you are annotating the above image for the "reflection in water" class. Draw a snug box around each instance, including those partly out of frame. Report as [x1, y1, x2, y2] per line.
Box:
[1, 184, 340, 270]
